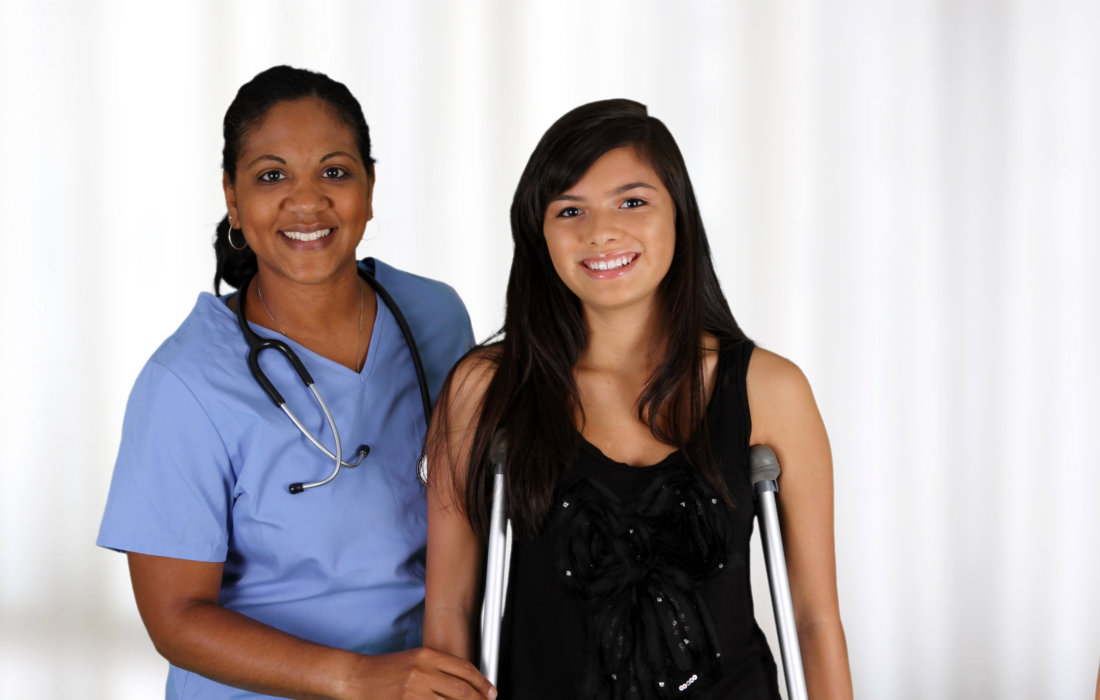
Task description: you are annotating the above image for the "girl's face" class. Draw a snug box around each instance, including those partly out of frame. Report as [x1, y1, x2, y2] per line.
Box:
[542, 146, 676, 316]
[223, 97, 373, 287]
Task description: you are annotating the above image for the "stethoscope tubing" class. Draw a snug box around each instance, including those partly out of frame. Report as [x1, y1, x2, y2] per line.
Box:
[235, 264, 431, 494]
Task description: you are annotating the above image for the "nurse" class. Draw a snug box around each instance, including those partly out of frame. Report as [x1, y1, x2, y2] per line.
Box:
[97, 66, 495, 699]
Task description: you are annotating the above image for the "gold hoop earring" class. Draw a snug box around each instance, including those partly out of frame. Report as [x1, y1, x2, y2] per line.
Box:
[227, 215, 248, 251]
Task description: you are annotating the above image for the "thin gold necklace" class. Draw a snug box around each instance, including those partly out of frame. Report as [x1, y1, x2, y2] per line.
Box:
[256, 278, 365, 371]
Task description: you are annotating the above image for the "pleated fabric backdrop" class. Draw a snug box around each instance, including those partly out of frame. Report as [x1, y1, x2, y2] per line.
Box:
[1, 1, 1096, 698]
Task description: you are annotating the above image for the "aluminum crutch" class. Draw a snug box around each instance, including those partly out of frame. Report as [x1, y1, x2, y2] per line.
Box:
[479, 436, 512, 686]
[749, 445, 809, 700]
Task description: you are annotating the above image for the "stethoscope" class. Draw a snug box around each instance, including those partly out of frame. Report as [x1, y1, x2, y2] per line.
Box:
[235, 265, 432, 494]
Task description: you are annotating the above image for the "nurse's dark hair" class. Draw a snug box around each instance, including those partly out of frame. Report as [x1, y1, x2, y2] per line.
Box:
[428, 98, 748, 539]
[213, 65, 375, 294]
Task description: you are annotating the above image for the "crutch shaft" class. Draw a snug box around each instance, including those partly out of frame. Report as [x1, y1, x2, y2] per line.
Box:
[757, 487, 808, 700]
[480, 468, 507, 685]
[750, 444, 808, 700]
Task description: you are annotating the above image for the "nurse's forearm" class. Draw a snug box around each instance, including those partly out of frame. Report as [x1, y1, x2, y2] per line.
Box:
[127, 552, 496, 699]
[144, 601, 495, 700]
[147, 598, 361, 698]
[127, 552, 356, 698]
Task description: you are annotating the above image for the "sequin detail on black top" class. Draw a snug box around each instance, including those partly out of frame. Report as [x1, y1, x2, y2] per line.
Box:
[552, 468, 733, 699]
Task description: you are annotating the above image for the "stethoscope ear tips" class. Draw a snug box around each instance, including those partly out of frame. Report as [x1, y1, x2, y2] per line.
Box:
[356, 445, 371, 458]
[289, 483, 305, 495]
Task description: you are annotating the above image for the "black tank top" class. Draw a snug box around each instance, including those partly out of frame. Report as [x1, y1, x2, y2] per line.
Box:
[498, 340, 781, 699]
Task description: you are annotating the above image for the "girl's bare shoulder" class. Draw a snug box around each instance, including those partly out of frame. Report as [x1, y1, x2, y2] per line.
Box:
[745, 347, 821, 445]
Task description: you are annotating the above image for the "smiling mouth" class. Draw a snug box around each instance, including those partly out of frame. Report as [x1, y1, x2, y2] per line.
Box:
[583, 253, 638, 271]
[281, 228, 332, 242]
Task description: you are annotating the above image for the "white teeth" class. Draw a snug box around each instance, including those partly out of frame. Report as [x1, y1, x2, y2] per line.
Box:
[282, 228, 331, 241]
[586, 254, 634, 271]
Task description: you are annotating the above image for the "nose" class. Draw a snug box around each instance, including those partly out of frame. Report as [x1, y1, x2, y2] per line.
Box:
[584, 210, 620, 246]
[285, 177, 329, 215]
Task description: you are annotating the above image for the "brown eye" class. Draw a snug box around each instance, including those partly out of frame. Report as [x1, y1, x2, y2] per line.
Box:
[322, 166, 349, 179]
[556, 206, 583, 218]
[258, 170, 285, 183]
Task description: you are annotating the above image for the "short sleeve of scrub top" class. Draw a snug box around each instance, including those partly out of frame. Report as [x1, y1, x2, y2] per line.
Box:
[97, 258, 474, 700]
[99, 360, 234, 561]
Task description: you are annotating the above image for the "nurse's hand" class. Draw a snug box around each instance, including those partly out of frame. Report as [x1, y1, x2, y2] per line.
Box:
[342, 647, 496, 699]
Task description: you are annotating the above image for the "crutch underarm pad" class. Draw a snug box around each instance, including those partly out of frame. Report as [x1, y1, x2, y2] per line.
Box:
[748, 445, 782, 483]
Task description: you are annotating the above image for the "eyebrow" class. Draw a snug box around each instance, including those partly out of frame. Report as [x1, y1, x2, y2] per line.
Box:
[244, 151, 360, 169]
[246, 154, 286, 169]
[612, 182, 657, 195]
[321, 151, 360, 164]
[548, 181, 658, 203]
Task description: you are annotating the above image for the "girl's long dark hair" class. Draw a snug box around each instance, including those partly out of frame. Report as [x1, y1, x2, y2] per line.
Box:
[213, 65, 375, 294]
[434, 99, 747, 539]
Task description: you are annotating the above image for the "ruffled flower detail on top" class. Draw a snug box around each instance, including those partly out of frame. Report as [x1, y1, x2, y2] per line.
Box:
[552, 467, 733, 699]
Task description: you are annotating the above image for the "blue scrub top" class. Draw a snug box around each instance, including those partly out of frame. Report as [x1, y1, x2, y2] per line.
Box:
[98, 259, 474, 700]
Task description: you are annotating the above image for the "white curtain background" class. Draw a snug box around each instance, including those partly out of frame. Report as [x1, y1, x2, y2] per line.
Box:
[1, 1, 1097, 698]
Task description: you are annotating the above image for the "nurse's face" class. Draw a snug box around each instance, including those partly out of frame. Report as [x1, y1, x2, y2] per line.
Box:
[224, 97, 373, 287]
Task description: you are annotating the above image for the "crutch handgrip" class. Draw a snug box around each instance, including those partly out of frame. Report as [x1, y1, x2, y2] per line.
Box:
[749, 445, 809, 700]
